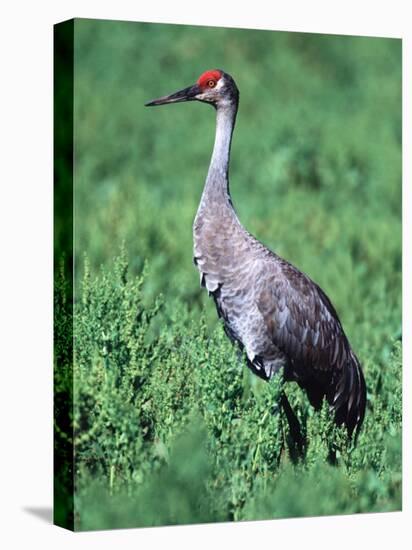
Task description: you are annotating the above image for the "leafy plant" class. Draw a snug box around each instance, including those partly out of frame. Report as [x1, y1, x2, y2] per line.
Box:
[54, 248, 401, 530]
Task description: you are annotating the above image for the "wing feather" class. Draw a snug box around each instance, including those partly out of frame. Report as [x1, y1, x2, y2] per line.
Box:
[257, 257, 366, 434]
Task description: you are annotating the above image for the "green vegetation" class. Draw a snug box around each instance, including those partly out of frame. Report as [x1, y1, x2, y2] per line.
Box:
[55, 19, 401, 530]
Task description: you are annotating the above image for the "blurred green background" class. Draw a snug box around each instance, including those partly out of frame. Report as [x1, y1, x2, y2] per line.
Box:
[74, 19, 401, 324]
[64, 19, 402, 529]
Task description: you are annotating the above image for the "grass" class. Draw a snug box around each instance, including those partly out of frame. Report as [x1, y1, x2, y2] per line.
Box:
[54, 19, 401, 530]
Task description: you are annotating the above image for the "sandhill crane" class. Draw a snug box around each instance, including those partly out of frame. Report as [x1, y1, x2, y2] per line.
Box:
[146, 69, 366, 437]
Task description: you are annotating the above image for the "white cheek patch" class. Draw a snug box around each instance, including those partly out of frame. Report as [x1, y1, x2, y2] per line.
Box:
[215, 78, 225, 91]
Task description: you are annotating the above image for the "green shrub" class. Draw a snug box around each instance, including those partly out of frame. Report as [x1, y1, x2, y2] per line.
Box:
[53, 249, 401, 530]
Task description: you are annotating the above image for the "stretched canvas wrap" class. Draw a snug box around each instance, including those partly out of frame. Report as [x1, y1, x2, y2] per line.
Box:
[54, 18, 402, 531]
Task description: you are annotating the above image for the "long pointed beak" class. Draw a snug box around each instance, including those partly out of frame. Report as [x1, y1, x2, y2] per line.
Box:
[145, 84, 201, 107]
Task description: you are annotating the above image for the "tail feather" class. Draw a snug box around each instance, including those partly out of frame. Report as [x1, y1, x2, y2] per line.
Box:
[299, 348, 366, 437]
[330, 350, 366, 436]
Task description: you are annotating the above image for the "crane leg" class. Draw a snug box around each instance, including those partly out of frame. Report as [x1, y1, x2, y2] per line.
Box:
[280, 391, 305, 458]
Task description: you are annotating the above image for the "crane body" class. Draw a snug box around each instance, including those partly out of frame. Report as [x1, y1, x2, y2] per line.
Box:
[146, 69, 366, 436]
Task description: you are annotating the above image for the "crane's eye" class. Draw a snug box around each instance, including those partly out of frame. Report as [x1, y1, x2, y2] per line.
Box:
[207, 79, 216, 88]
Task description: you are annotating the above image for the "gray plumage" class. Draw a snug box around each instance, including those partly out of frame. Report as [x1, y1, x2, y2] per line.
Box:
[146, 69, 366, 435]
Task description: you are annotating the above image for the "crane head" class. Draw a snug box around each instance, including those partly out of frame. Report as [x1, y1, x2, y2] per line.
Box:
[145, 69, 239, 108]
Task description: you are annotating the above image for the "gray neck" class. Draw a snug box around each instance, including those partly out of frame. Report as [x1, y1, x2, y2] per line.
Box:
[203, 101, 238, 202]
